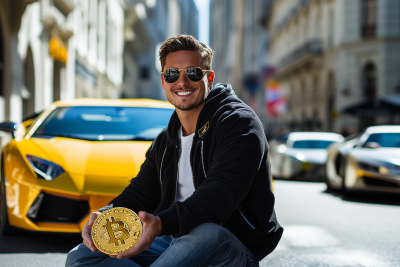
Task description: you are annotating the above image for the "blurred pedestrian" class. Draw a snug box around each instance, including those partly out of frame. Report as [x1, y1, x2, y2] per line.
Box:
[66, 35, 282, 267]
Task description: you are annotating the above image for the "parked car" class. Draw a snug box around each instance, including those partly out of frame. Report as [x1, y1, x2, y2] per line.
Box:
[270, 132, 344, 180]
[325, 125, 400, 193]
[0, 99, 174, 235]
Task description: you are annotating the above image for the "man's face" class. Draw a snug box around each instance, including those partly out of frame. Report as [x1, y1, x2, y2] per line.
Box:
[161, 50, 213, 111]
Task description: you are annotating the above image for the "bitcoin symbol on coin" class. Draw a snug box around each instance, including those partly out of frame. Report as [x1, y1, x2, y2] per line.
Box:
[103, 216, 129, 246]
[92, 208, 142, 255]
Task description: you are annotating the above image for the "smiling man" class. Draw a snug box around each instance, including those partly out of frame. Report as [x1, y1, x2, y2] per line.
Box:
[66, 35, 282, 267]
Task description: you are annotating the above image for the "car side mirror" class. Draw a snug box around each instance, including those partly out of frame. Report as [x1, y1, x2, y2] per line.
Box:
[0, 122, 18, 138]
[363, 142, 381, 149]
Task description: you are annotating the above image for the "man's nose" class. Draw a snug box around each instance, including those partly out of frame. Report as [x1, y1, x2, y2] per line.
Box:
[176, 69, 190, 87]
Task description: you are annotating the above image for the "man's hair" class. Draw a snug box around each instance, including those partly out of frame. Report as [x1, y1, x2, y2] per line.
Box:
[159, 35, 214, 71]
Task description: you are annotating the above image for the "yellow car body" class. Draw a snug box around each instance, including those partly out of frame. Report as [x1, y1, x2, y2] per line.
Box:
[1, 99, 174, 234]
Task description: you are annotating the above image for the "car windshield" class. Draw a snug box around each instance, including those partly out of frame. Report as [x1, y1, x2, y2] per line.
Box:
[33, 106, 174, 141]
[292, 140, 335, 149]
[364, 133, 400, 148]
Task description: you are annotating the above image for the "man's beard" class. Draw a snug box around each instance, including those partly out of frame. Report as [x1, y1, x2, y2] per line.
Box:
[175, 101, 202, 111]
[170, 86, 208, 111]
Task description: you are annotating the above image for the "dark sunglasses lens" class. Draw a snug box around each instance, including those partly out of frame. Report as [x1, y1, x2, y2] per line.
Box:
[164, 69, 180, 83]
[186, 68, 203, 82]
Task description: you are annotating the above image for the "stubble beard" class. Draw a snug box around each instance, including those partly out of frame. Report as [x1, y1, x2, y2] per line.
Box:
[174, 97, 204, 111]
[170, 87, 208, 111]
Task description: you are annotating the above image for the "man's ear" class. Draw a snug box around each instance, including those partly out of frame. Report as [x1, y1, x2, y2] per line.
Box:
[208, 71, 215, 83]
[160, 74, 165, 90]
[208, 71, 215, 89]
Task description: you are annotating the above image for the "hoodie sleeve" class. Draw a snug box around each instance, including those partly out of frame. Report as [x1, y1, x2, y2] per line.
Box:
[157, 107, 266, 237]
[101, 136, 162, 214]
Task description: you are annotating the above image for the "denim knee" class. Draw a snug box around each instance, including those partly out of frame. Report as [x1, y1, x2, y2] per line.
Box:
[189, 223, 231, 244]
[65, 243, 108, 267]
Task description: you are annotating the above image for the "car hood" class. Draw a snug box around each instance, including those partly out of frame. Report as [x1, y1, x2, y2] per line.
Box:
[288, 149, 328, 164]
[28, 137, 152, 194]
[350, 148, 400, 164]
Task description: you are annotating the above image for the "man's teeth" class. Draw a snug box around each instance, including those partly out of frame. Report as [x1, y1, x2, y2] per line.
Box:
[177, 91, 193, 96]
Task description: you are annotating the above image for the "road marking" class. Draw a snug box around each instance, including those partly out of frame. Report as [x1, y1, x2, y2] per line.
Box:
[279, 225, 340, 248]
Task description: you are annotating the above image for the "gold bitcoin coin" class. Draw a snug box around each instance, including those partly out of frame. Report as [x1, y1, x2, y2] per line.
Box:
[91, 207, 142, 255]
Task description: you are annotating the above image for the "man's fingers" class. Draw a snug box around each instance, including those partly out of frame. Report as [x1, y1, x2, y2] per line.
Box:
[138, 211, 147, 222]
[117, 237, 150, 259]
[82, 212, 101, 252]
[116, 211, 160, 259]
[89, 212, 100, 226]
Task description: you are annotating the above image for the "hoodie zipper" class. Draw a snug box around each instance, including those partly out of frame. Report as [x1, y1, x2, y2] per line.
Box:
[238, 207, 255, 229]
[159, 147, 167, 197]
[201, 141, 207, 177]
[175, 144, 180, 200]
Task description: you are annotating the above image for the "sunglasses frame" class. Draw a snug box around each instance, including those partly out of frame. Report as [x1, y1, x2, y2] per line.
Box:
[161, 67, 212, 84]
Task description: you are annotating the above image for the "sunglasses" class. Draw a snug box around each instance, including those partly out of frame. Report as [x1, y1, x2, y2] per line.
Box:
[161, 67, 212, 83]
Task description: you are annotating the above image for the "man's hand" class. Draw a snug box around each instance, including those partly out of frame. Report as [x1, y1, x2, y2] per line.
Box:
[117, 211, 162, 259]
[82, 212, 101, 252]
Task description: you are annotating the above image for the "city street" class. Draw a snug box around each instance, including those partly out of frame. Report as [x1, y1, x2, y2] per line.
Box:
[0, 180, 399, 266]
[261, 180, 400, 267]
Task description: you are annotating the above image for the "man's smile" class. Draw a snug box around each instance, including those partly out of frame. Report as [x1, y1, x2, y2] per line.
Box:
[175, 89, 196, 97]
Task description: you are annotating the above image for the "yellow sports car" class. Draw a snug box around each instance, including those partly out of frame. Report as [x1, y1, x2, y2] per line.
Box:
[0, 99, 174, 235]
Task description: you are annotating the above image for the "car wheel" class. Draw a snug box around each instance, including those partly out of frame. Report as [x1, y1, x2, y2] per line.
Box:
[341, 160, 350, 196]
[0, 159, 20, 235]
[280, 158, 292, 179]
[323, 172, 334, 191]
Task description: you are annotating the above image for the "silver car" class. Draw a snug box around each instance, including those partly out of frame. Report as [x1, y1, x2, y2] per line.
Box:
[325, 126, 400, 193]
[270, 132, 344, 180]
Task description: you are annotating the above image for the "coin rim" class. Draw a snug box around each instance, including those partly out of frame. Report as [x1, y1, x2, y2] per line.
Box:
[91, 207, 142, 255]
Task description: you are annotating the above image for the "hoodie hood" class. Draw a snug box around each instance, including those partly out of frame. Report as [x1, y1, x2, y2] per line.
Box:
[167, 83, 240, 143]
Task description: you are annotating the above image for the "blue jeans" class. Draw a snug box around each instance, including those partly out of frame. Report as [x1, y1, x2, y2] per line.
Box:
[66, 223, 259, 267]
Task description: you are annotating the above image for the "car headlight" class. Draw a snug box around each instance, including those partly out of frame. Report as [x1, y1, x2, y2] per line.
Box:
[358, 162, 379, 173]
[289, 153, 306, 162]
[26, 155, 65, 180]
[359, 162, 400, 175]
[383, 164, 400, 175]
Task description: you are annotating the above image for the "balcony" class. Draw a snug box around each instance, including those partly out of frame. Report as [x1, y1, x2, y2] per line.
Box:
[275, 40, 322, 78]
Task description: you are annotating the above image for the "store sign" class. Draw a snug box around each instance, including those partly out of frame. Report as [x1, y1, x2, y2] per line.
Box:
[49, 36, 68, 64]
[265, 80, 287, 117]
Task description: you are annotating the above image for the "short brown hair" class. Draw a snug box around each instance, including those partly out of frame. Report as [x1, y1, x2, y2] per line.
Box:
[159, 35, 214, 71]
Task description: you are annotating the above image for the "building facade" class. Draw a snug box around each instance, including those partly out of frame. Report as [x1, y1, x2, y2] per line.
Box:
[209, 0, 271, 127]
[1, 0, 125, 124]
[266, 0, 400, 135]
[122, 0, 199, 100]
[0, 0, 37, 123]
[1, 0, 199, 123]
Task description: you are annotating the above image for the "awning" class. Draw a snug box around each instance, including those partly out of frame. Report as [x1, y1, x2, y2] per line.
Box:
[342, 96, 400, 117]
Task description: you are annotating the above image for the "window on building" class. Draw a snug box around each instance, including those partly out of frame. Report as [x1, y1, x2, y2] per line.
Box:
[362, 0, 377, 38]
[301, 79, 306, 96]
[23, 47, 36, 118]
[139, 67, 150, 80]
[313, 76, 319, 95]
[0, 23, 3, 97]
[327, 72, 336, 131]
[363, 62, 377, 99]
[328, 10, 334, 48]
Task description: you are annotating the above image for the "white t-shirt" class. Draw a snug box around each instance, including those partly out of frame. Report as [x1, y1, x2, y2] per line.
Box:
[175, 127, 195, 202]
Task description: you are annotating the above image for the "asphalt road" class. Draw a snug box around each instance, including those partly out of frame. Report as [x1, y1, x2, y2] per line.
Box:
[260, 180, 400, 267]
[0, 180, 399, 267]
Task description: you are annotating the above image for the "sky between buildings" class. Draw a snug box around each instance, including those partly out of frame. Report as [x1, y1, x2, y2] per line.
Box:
[193, 0, 210, 46]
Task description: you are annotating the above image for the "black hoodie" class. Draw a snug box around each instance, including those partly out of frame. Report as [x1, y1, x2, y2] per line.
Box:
[103, 83, 283, 261]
